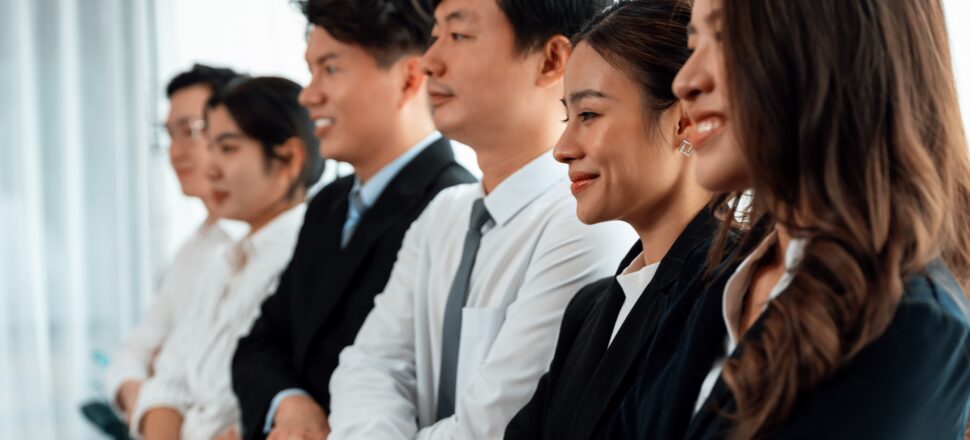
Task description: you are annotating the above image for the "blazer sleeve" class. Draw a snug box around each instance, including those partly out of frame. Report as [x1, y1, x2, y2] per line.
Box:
[771, 296, 970, 439]
[504, 281, 607, 439]
[232, 230, 308, 440]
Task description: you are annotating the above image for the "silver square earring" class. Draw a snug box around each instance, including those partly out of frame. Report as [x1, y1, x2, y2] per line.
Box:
[679, 140, 694, 157]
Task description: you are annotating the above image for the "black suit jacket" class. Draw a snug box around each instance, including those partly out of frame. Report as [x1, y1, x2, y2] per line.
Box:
[609, 255, 970, 439]
[505, 209, 726, 440]
[231, 138, 475, 440]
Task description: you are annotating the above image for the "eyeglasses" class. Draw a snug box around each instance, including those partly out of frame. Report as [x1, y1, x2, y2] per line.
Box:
[156, 118, 206, 145]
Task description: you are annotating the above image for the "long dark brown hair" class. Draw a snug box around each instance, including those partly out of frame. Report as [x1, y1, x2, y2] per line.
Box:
[710, 0, 970, 437]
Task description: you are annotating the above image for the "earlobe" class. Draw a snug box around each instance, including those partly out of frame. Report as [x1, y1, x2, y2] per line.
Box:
[536, 35, 571, 87]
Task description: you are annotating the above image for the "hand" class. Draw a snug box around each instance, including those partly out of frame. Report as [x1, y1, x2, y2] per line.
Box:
[116, 380, 142, 424]
[214, 425, 242, 440]
[140, 407, 182, 440]
[267, 395, 330, 440]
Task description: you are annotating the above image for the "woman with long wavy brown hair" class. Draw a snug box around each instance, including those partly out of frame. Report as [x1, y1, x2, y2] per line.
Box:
[608, 0, 970, 438]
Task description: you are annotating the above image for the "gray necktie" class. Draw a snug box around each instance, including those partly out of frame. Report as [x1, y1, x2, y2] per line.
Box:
[436, 198, 492, 421]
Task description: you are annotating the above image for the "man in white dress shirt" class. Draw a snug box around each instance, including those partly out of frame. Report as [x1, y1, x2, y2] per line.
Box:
[326, 0, 632, 438]
[103, 64, 242, 424]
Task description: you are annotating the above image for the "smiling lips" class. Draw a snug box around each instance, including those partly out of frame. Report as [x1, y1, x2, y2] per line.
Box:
[212, 189, 229, 205]
[427, 82, 456, 108]
[686, 113, 725, 150]
[569, 171, 599, 195]
[313, 117, 334, 137]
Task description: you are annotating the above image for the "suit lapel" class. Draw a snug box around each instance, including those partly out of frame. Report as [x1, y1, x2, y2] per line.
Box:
[294, 138, 457, 364]
[574, 210, 716, 438]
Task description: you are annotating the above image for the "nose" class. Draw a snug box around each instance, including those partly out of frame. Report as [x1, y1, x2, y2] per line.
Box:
[299, 75, 326, 108]
[206, 156, 222, 182]
[421, 40, 445, 78]
[672, 46, 714, 103]
[553, 125, 584, 165]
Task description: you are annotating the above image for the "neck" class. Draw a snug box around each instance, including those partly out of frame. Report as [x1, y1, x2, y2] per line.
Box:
[246, 195, 301, 236]
[355, 108, 436, 184]
[201, 197, 220, 226]
[630, 176, 711, 267]
[472, 110, 563, 194]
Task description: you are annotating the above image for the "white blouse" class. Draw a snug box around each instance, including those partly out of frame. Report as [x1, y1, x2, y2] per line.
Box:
[611, 252, 660, 345]
[130, 204, 306, 440]
[692, 231, 808, 415]
[104, 220, 236, 405]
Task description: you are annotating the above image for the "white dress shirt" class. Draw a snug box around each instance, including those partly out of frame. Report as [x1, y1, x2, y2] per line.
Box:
[104, 220, 235, 405]
[611, 252, 660, 345]
[328, 151, 635, 440]
[692, 230, 808, 414]
[130, 204, 306, 440]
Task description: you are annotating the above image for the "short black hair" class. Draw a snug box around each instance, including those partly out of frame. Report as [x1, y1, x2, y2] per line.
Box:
[165, 63, 242, 98]
[430, 0, 612, 54]
[296, 0, 435, 67]
[205, 77, 325, 198]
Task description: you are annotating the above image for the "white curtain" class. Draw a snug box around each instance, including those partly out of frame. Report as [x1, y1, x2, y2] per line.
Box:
[0, 0, 160, 438]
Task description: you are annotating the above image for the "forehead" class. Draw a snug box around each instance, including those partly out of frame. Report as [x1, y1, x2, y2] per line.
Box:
[434, 0, 500, 26]
[690, 0, 721, 27]
[566, 43, 638, 94]
[205, 105, 241, 134]
[304, 25, 374, 65]
[167, 84, 211, 118]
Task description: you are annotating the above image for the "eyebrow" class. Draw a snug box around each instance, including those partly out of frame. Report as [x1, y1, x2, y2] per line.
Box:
[214, 133, 244, 143]
[687, 8, 723, 36]
[307, 52, 340, 67]
[439, 9, 477, 25]
[566, 89, 609, 106]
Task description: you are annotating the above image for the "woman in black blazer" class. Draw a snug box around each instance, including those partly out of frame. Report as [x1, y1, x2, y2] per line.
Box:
[504, 2, 736, 438]
[609, 0, 970, 438]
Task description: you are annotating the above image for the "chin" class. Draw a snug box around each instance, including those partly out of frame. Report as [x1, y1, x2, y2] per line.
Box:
[575, 206, 605, 226]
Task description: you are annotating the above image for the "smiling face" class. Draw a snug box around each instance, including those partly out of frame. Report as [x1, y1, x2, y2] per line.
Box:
[554, 43, 688, 226]
[421, 0, 547, 148]
[204, 105, 292, 226]
[298, 25, 407, 170]
[673, 0, 749, 192]
[166, 84, 213, 198]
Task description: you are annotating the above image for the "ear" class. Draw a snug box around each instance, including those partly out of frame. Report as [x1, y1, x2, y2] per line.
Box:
[535, 35, 571, 88]
[673, 104, 693, 146]
[398, 55, 427, 108]
[274, 137, 307, 182]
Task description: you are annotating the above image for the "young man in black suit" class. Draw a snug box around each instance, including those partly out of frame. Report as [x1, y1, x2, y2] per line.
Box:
[230, 1, 475, 439]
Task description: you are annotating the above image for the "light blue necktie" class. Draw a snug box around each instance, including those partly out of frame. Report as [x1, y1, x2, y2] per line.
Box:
[341, 189, 366, 248]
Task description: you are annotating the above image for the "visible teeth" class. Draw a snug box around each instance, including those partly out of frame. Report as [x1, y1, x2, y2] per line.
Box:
[315, 118, 334, 129]
[697, 118, 722, 134]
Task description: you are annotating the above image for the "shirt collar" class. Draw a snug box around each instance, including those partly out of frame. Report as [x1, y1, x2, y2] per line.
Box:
[351, 131, 442, 209]
[225, 203, 306, 272]
[482, 150, 566, 226]
[722, 229, 809, 350]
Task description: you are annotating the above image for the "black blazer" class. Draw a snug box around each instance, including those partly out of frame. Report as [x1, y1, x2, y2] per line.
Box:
[505, 209, 727, 440]
[609, 257, 970, 439]
[231, 138, 475, 440]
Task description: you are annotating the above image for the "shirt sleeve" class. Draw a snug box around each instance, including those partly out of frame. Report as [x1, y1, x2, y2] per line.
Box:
[263, 388, 311, 433]
[414, 214, 631, 439]
[129, 369, 192, 437]
[326, 201, 429, 440]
